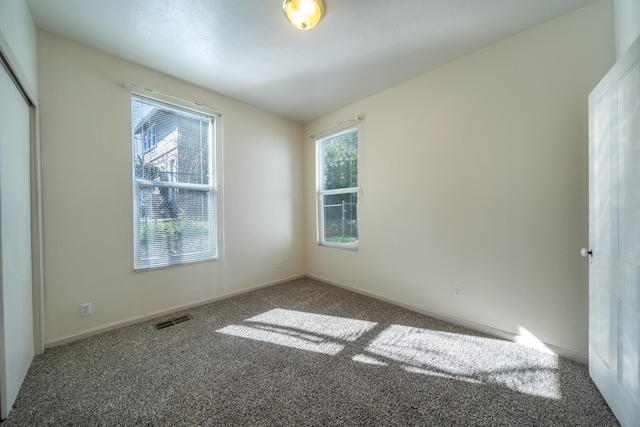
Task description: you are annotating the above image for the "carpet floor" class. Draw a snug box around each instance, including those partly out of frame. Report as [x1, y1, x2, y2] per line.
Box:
[3, 277, 619, 426]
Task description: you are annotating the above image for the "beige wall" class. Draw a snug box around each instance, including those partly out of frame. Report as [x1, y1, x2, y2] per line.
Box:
[37, 31, 305, 344]
[304, 0, 615, 358]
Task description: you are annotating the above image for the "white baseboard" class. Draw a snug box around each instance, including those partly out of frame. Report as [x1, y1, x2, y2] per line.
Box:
[305, 274, 588, 365]
[47, 273, 588, 365]
[45, 274, 305, 348]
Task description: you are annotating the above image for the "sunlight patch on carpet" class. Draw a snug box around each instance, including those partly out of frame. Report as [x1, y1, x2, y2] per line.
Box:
[403, 365, 483, 383]
[217, 309, 378, 356]
[216, 308, 562, 400]
[246, 308, 378, 341]
[217, 324, 344, 355]
[352, 354, 388, 366]
[366, 324, 561, 399]
[514, 326, 555, 354]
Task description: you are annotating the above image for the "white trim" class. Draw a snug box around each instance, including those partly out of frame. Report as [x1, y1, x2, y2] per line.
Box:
[305, 274, 589, 365]
[30, 107, 45, 356]
[320, 186, 358, 196]
[318, 241, 358, 251]
[45, 274, 305, 348]
[215, 111, 227, 289]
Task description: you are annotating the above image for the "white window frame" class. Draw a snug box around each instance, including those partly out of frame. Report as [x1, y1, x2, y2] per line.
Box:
[315, 122, 361, 251]
[131, 93, 221, 271]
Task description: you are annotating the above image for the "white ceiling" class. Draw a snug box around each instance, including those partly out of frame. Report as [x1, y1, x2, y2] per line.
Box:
[27, 0, 599, 123]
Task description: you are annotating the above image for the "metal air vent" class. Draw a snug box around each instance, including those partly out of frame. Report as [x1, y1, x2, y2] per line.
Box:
[154, 314, 192, 330]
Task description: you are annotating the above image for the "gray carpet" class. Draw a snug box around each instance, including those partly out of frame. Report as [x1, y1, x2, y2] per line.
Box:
[3, 277, 619, 426]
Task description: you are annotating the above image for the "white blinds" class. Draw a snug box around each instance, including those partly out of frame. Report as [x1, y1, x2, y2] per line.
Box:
[132, 95, 217, 270]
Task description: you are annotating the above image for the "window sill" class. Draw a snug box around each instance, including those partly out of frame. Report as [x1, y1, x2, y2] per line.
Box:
[318, 242, 359, 252]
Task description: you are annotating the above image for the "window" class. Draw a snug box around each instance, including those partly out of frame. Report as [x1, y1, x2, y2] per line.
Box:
[132, 95, 217, 270]
[142, 122, 156, 152]
[316, 126, 359, 249]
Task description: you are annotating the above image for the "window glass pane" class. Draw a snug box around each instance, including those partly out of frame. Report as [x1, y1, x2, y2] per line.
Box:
[133, 97, 211, 185]
[323, 192, 358, 245]
[321, 129, 357, 191]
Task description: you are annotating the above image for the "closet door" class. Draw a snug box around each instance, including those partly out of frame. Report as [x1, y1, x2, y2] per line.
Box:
[0, 61, 34, 419]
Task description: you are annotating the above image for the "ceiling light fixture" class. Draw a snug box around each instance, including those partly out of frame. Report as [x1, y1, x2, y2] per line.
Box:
[283, 0, 325, 31]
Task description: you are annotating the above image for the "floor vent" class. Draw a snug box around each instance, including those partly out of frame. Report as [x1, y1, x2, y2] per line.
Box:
[154, 314, 193, 330]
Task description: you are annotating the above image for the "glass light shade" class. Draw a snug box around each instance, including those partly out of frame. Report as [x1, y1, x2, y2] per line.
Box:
[283, 0, 325, 31]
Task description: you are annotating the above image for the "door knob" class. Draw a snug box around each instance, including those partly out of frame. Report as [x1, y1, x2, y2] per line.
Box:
[581, 248, 593, 257]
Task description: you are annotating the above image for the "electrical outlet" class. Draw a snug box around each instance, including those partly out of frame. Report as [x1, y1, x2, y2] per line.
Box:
[80, 303, 92, 317]
[453, 287, 462, 297]
[276, 259, 283, 269]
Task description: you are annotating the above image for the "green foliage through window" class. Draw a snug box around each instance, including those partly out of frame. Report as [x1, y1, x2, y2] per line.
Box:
[322, 131, 357, 191]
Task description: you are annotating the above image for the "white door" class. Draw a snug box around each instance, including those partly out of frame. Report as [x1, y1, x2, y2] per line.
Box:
[0, 62, 34, 419]
[588, 35, 640, 427]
